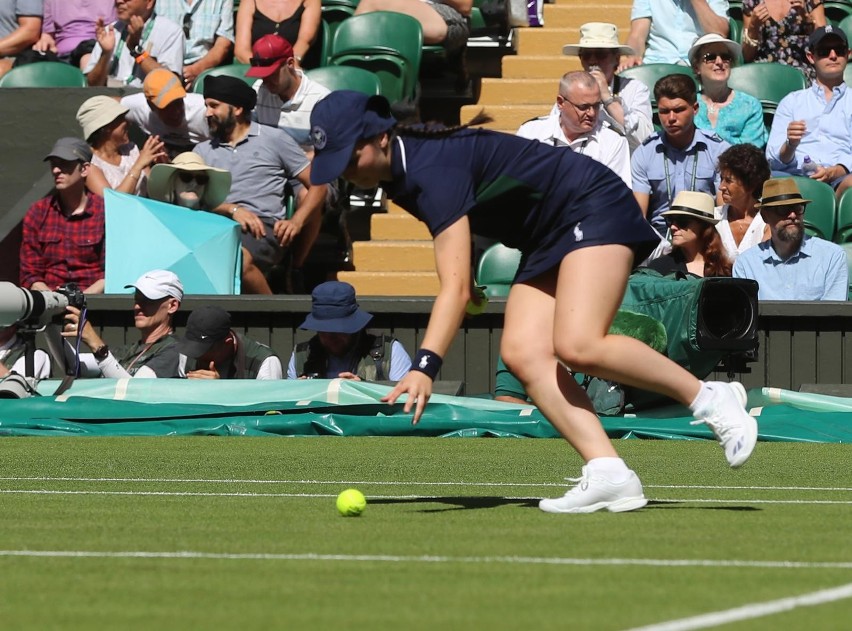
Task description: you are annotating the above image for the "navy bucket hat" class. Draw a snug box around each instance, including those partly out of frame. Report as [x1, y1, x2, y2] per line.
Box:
[309, 90, 396, 185]
[300, 281, 373, 334]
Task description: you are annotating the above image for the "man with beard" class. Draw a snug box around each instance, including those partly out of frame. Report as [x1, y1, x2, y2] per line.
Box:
[194, 74, 326, 294]
[734, 178, 848, 300]
[517, 71, 631, 187]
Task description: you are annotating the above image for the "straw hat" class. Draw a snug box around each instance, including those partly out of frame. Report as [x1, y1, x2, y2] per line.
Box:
[76, 95, 129, 142]
[755, 178, 812, 209]
[688, 33, 742, 68]
[661, 191, 720, 224]
[147, 152, 232, 210]
[562, 23, 635, 56]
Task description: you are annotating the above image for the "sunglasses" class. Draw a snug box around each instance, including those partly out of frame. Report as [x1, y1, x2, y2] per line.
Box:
[178, 172, 209, 185]
[249, 55, 286, 67]
[665, 215, 698, 228]
[815, 45, 848, 58]
[701, 51, 733, 64]
[182, 13, 192, 39]
[764, 205, 805, 216]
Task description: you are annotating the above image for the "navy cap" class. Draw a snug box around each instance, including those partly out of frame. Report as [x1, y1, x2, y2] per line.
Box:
[309, 91, 396, 184]
[809, 25, 848, 49]
[299, 281, 373, 334]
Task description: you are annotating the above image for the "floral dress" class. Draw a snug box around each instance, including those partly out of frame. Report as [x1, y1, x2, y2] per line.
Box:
[743, 0, 819, 82]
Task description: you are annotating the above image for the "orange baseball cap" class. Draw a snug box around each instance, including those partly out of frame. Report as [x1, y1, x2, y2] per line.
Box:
[143, 69, 186, 108]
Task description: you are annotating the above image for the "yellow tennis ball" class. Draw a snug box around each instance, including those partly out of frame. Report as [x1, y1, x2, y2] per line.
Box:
[465, 286, 489, 317]
[336, 489, 367, 517]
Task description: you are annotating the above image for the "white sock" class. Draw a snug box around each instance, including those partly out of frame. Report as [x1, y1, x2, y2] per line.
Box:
[689, 381, 714, 413]
[587, 457, 631, 483]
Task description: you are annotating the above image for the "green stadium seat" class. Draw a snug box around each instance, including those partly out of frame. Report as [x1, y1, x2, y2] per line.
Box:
[839, 243, 852, 299]
[617, 64, 696, 103]
[0, 61, 87, 87]
[785, 176, 837, 241]
[825, 0, 852, 25]
[728, 16, 743, 47]
[728, 62, 808, 108]
[834, 189, 852, 243]
[306, 65, 381, 94]
[192, 63, 253, 93]
[328, 11, 422, 104]
[839, 14, 852, 44]
[475, 243, 521, 298]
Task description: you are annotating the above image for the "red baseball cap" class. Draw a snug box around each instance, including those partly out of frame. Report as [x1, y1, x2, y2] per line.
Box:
[245, 34, 294, 78]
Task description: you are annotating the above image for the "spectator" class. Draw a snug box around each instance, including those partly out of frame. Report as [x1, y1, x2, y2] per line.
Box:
[766, 26, 852, 201]
[121, 68, 210, 158]
[156, 0, 234, 87]
[561, 22, 653, 153]
[33, 0, 115, 70]
[689, 34, 767, 148]
[287, 281, 412, 380]
[517, 71, 631, 187]
[645, 190, 731, 276]
[194, 75, 327, 293]
[353, 0, 470, 54]
[742, 0, 826, 82]
[85, 0, 184, 87]
[0, 0, 42, 78]
[178, 305, 283, 379]
[248, 34, 329, 150]
[715, 143, 771, 262]
[0, 325, 51, 380]
[631, 73, 730, 233]
[20, 138, 105, 295]
[733, 178, 848, 300]
[234, 0, 320, 66]
[148, 152, 274, 294]
[621, 0, 728, 68]
[62, 269, 185, 377]
[77, 95, 167, 197]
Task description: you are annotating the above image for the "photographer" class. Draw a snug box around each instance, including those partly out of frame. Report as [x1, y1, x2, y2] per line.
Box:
[62, 270, 184, 378]
[20, 137, 105, 295]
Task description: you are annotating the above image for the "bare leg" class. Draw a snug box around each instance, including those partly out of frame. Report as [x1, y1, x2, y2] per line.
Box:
[240, 247, 272, 294]
[354, 0, 449, 44]
[835, 174, 852, 203]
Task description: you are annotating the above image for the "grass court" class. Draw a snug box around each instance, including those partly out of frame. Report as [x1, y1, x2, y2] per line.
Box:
[1, 436, 850, 629]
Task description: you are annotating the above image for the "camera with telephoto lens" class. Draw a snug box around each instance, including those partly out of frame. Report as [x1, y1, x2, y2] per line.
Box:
[55, 282, 86, 312]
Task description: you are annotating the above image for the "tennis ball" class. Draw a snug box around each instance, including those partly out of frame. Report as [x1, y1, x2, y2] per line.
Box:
[465, 286, 489, 317]
[336, 489, 367, 517]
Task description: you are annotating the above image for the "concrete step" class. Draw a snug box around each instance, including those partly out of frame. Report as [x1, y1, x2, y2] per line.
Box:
[371, 213, 432, 240]
[352, 240, 435, 272]
[338, 271, 440, 296]
[542, 4, 632, 28]
[501, 55, 581, 79]
[479, 78, 559, 105]
[515, 26, 630, 57]
[460, 104, 547, 131]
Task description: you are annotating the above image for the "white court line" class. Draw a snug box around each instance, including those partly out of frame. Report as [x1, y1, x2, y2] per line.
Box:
[1, 489, 851, 505]
[1, 477, 851, 492]
[626, 581, 852, 631]
[1, 550, 852, 570]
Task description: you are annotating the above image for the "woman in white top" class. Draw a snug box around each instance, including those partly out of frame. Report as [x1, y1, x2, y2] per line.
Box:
[75, 95, 166, 197]
[715, 143, 771, 261]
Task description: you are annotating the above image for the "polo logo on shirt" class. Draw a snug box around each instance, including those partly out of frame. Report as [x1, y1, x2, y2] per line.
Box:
[574, 223, 584, 242]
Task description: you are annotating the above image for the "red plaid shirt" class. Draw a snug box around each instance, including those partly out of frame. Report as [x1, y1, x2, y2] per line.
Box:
[19, 193, 105, 291]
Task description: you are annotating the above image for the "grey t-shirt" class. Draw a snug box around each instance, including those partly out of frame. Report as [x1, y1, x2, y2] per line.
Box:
[0, 0, 42, 39]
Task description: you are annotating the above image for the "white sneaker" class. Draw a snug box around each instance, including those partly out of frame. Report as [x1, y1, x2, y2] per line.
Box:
[690, 381, 757, 468]
[539, 467, 648, 514]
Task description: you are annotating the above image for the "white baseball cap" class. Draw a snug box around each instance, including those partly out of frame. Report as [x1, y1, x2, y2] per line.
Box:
[124, 269, 184, 301]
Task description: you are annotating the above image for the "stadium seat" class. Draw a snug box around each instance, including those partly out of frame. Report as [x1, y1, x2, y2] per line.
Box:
[840, 14, 852, 45]
[192, 63, 253, 93]
[785, 176, 837, 241]
[728, 16, 743, 47]
[834, 189, 852, 243]
[728, 62, 808, 108]
[825, 0, 852, 25]
[0, 61, 87, 87]
[328, 11, 423, 104]
[839, 243, 852, 299]
[475, 243, 521, 298]
[617, 64, 696, 103]
[322, 0, 358, 44]
[306, 65, 381, 95]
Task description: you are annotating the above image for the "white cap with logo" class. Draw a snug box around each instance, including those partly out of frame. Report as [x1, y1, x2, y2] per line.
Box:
[124, 270, 184, 301]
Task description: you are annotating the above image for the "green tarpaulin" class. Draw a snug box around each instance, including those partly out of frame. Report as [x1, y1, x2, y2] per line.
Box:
[0, 379, 848, 442]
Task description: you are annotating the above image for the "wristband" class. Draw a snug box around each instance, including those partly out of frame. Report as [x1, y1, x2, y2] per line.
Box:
[135, 49, 150, 64]
[411, 348, 442, 380]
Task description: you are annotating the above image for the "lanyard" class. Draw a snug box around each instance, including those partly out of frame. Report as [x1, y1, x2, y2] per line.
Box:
[662, 148, 699, 206]
[112, 16, 156, 84]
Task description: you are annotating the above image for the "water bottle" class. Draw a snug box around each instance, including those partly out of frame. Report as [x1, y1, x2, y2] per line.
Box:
[802, 155, 819, 175]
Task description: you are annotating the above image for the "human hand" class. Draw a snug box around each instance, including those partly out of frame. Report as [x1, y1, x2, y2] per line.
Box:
[787, 120, 806, 147]
[587, 66, 611, 99]
[95, 18, 116, 53]
[381, 370, 433, 425]
[126, 14, 146, 48]
[810, 164, 838, 182]
[232, 207, 267, 239]
[186, 361, 220, 379]
[138, 135, 168, 168]
[273, 218, 303, 247]
[617, 56, 641, 72]
[183, 62, 203, 86]
[337, 372, 362, 381]
[33, 33, 57, 53]
[61, 306, 100, 349]
[752, 2, 772, 25]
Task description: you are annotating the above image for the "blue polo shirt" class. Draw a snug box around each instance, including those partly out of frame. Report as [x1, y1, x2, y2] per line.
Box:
[631, 127, 730, 232]
[733, 235, 848, 300]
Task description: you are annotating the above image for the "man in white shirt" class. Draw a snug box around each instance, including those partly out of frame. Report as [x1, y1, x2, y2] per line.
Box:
[517, 71, 632, 187]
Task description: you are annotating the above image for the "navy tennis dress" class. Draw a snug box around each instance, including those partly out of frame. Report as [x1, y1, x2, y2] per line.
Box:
[382, 129, 660, 283]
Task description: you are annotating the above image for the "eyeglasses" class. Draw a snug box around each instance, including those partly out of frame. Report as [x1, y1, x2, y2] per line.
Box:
[182, 13, 192, 39]
[558, 96, 602, 113]
[249, 55, 286, 67]
[178, 172, 209, 185]
[815, 44, 849, 58]
[701, 51, 733, 64]
[764, 205, 805, 216]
